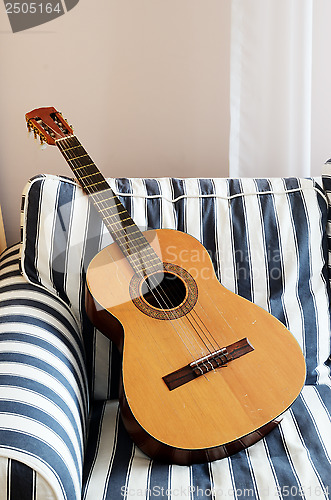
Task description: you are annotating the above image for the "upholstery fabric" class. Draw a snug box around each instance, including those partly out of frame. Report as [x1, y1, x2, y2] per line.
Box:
[0, 245, 88, 500]
[10, 172, 331, 499]
[82, 385, 331, 500]
[21, 175, 331, 400]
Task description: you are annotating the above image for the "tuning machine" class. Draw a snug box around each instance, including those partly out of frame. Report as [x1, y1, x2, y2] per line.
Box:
[26, 122, 38, 140]
[64, 117, 73, 130]
[63, 117, 74, 133]
[39, 135, 47, 150]
[52, 113, 73, 135]
[26, 121, 34, 139]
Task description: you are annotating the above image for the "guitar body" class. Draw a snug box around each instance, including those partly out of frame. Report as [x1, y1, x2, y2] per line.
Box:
[86, 228, 306, 464]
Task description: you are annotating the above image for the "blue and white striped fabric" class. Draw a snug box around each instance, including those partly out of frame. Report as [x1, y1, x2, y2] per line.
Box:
[82, 385, 331, 500]
[15, 173, 331, 499]
[21, 175, 331, 397]
[0, 244, 88, 500]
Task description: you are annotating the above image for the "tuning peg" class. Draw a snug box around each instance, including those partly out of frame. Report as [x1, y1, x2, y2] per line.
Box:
[26, 123, 34, 138]
[39, 135, 47, 149]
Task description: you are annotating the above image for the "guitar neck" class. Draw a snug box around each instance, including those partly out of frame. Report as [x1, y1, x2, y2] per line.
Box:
[56, 135, 161, 276]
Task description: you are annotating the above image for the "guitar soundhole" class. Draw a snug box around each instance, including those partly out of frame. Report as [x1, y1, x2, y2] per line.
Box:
[141, 272, 186, 310]
[129, 263, 198, 320]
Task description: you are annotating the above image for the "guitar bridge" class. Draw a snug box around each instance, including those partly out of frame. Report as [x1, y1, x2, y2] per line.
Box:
[163, 338, 254, 391]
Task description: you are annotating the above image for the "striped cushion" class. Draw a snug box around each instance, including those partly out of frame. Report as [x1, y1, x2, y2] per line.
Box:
[21, 174, 331, 399]
[0, 245, 88, 500]
[82, 384, 331, 500]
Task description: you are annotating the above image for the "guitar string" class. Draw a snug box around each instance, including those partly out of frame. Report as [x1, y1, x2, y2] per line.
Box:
[30, 119, 227, 366]
[62, 154, 236, 378]
[55, 136, 212, 362]
[127, 239, 226, 356]
[56, 135, 230, 365]
[56, 135, 231, 362]
[55, 136, 227, 363]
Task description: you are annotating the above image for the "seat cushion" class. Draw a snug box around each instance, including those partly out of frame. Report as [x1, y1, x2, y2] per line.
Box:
[21, 175, 331, 399]
[82, 385, 331, 500]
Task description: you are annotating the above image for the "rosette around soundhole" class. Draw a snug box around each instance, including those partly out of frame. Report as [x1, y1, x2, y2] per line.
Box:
[129, 263, 198, 320]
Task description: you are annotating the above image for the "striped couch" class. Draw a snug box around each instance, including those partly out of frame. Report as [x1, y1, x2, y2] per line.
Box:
[0, 170, 330, 499]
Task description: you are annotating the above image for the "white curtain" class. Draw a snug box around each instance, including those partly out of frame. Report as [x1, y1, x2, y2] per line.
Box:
[229, 0, 314, 177]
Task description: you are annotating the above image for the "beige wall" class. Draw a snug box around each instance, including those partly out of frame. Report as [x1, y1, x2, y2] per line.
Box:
[0, 0, 231, 246]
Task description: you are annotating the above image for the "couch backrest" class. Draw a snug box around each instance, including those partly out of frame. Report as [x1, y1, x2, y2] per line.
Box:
[21, 174, 331, 399]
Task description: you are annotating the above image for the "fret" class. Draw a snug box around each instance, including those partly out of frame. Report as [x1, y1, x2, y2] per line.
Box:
[148, 256, 163, 265]
[103, 201, 123, 210]
[104, 215, 132, 225]
[98, 206, 126, 214]
[69, 156, 95, 168]
[118, 237, 163, 274]
[56, 135, 163, 274]
[129, 253, 161, 267]
[95, 201, 123, 212]
[94, 195, 132, 221]
[109, 221, 139, 233]
[80, 171, 102, 180]
[123, 248, 161, 271]
[79, 173, 105, 184]
[89, 190, 118, 203]
[116, 236, 148, 249]
[103, 217, 136, 238]
[126, 259, 148, 275]
[127, 252, 163, 275]
[133, 242, 159, 257]
[108, 222, 138, 237]
[119, 232, 148, 249]
[63, 147, 86, 158]
[111, 229, 146, 245]
[61, 144, 82, 152]
[94, 194, 117, 204]
[67, 153, 90, 161]
[72, 163, 96, 171]
[56, 135, 75, 142]
[115, 235, 149, 252]
[85, 180, 109, 190]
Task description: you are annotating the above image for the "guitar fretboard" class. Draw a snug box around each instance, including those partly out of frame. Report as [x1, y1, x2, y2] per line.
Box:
[56, 135, 162, 277]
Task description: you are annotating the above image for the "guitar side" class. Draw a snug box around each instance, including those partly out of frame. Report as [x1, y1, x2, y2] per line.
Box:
[85, 229, 306, 464]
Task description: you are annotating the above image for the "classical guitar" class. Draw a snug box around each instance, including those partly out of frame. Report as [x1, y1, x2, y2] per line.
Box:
[26, 107, 306, 465]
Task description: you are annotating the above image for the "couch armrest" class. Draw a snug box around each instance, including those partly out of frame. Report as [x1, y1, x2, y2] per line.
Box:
[0, 245, 89, 500]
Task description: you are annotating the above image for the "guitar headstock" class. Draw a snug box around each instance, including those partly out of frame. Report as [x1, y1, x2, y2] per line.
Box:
[25, 107, 73, 146]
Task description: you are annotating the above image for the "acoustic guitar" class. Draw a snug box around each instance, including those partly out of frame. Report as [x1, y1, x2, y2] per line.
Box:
[26, 107, 306, 465]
